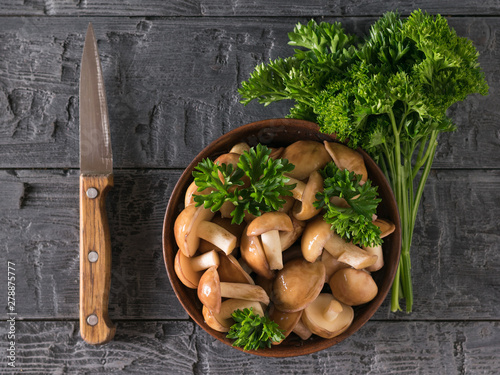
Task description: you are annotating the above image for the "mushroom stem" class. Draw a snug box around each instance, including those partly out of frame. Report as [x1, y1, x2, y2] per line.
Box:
[219, 282, 270, 305]
[190, 250, 220, 272]
[324, 299, 343, 321]
[260, 230, 283, 270]
[293, 320, 313, 340]
[286, 177, 306, 201]
[323, 233, 377, 269]
[197, 220, 237, 255]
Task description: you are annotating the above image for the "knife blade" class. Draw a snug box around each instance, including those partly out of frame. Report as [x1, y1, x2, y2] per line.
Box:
[79, 22, 115, 345]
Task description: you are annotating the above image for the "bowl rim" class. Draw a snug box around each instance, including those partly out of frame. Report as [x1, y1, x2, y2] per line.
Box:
[162, 118, 401, 357]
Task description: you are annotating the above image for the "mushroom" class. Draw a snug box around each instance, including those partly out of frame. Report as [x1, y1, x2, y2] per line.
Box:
[374, 218, 396, 238]
[324, 141, 368, 183]
[320, 251, 350, 283]
[184, 181, 214, 207]
[174, 250, 220, 289]
[198, 215, 245, 253]
[174, 205, 238, 257]
[291, 170, 324, 221]
[246, 212, 294, 270]
[203, 298, 265, 333]
[198, 266, 269, 314]
[301, 216, 377, 269]
[362, 244, 384, 272]
[268, 305, 303, 345]
[329, 268, 378, 306]
[302, 293, 354, 339]
[281, 140, 331, 180]
[229, 142, 251, 155]
[279, 216, 306, 252]
[292, 319, 313, 340]
[217, 253, 254, 285]
[272, 258, 325, 313]
[240, 227, 274, 280]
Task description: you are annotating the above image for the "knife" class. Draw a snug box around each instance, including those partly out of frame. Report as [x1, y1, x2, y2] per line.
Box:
[79, 23, 115, 345]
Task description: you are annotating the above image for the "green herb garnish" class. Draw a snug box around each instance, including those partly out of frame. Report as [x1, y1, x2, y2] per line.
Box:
[192, 144, 295, 224]
[315, 162, 382, 247]
[226, 308, 286, 351]
[239, 10, 489, 312]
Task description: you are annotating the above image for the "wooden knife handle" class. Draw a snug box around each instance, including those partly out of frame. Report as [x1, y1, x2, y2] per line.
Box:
[79, 174, 116, 345]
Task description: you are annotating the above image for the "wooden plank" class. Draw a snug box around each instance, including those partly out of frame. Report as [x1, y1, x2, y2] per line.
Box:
[1, 320, 499, 373]
[1, 168, 499, 320]
[1, 0, 500, 17]
[0, 17, 498, 169]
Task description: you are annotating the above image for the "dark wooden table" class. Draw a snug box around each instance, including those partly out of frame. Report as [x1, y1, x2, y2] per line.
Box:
[1, 1, 499, 373]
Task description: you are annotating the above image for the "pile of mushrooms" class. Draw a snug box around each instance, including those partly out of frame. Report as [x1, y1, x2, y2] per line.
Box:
[173, 140, 395, 345]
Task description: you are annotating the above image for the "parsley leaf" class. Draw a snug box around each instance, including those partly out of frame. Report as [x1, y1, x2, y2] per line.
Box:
[315, 162, 382, 247]
[192, 144, 295, 224]
[226, 308, 286, 351]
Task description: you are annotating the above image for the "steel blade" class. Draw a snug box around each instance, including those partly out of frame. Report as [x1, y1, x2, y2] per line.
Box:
[79, 23, 113, 175]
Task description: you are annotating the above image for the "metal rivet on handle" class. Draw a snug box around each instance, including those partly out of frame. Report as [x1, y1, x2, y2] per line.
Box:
[86, 314, 98, 326]
[88, 251, 99, 263]
[86, 187, 99, 199]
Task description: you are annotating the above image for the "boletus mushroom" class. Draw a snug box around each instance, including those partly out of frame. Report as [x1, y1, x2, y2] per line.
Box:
[281, 140, 331, 180]
[291, 170, 324, 221]
[302, 293, 354, 339]
[174, 249, 220, 289]
[272, 258, 325, 313]
[301, 216, 377, 269]
[198, 266, 269, 314]
[246, 212, 293, 270]
[329, 268, 378, 306]
[324, 141, 368, 184]
[174, 205, 237, 257]
[203, 298, 265, 333]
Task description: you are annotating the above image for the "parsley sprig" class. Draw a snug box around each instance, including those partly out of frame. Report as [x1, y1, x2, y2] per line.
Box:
[315, 162, 382, 247]
[192, 144, 295, 224]
[226, 308, 285, 351]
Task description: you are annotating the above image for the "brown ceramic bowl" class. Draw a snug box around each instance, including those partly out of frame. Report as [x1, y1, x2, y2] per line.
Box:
[162, 118, 401, 357]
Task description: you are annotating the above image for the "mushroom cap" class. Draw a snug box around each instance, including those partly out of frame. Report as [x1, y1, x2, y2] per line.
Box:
[324, 141, 368, 183]
[374, 218, 396, 238]
[269, 147, 284, 159]
[268, 305, 303, 344]
[302, 293, 354, 339]
[240, 228, 274, 280]
[184, 180, 214, 207]
[301, 216, 334, 262]
[229, 142, 251, 155]
[292, 170, 323, 221]
[174, 205, 215, 257]
[281, 140, 331, 180]
[272, 258, 325, 312]
[218, 253, 255, 284]
[329, 268, 378, 306]
[247, 211, 294, 236]
[174, 250, 219, 289]
[214, 153, 250, 188]
[198, 266, 222, 313]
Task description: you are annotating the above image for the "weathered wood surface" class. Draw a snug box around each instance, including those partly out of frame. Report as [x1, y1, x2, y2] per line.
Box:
[0, 17, 498, 169]
[1, 321, 499, 374]
[1, 0, 500, 16]
[1, 2, 499, 372]
[1, 169, 499, 321]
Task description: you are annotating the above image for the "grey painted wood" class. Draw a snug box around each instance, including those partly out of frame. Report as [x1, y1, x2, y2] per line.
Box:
[1, 169, 499, 320]
[0, 17, 497, 169]
[1, 0, 500, 17]
[1, 320, 499, 374]
[0, 1, 499, 371]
